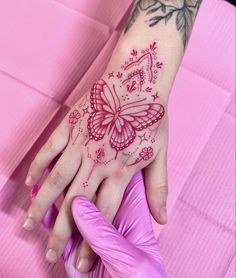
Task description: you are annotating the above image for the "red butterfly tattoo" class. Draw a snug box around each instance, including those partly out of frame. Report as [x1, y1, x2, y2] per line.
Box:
[87, 80, 165, 158]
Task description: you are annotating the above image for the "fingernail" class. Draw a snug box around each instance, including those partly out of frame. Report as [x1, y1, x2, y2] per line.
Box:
[160, 207, 167, 219]
[46, 249, 58, 263]
[23, 217, 36, 230]
[77, 257, 90, 272]
[25, 175, 34, 186]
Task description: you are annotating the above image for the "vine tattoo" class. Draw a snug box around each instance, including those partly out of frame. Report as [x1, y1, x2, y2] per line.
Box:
[125, 0, 202, 48]
[68, 41, 165, 187]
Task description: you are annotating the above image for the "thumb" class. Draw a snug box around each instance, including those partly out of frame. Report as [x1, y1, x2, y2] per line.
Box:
[144, 147, 168, 224]
[72, 196, 141, 277]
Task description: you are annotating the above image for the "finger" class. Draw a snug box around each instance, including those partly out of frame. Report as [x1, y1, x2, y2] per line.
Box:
[72, 195, 139, 277]
[25, 121, 69, 186]
[144, 147, 168, 224]
[23, 147, 81, 230]
[45, 161, 103, 264]
[30, 182, 82, 262]
[76, 174, 130, 272]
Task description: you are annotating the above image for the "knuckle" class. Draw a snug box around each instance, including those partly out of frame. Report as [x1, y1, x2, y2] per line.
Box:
[157, 182, 168, 193]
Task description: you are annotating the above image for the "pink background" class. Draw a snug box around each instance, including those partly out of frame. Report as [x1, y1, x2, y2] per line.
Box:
[0, 0, 235, 277]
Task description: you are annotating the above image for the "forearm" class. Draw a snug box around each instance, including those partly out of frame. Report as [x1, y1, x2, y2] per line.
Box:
[106, 0, 202, 103]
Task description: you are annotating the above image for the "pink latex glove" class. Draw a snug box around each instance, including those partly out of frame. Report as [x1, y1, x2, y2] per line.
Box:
[63, 171, 166, 277]
[32, 171, 166, 277]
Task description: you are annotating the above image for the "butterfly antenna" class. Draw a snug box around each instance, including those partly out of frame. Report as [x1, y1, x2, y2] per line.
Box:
[121, 98, 147, 109]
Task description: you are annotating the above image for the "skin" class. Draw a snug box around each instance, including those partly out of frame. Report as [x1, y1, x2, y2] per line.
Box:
[23, 0, 201, 272]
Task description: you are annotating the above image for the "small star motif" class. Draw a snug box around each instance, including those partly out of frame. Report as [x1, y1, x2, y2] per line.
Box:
[151, 138, 155, 143]
[138, 133, 148, 144]
[152, 92, 159, 101]
[108, 72, 114, 79]
[82, 106, 89, 116]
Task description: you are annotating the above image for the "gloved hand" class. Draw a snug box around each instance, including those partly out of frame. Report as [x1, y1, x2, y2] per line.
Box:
[33, 171, 166, 277]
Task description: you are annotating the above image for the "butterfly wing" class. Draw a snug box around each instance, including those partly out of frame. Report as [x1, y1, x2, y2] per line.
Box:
[90, 79, 119, 113]
[109, 118, 136, 151]
[121, 102, 165, 131]
[109, 103, 164, 151]
[88, 80, 119, 141]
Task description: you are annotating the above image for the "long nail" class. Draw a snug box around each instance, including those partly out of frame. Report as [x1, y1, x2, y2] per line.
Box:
[77, 257, 90, 272]
[46, 249, 58, 263]
[23, 217, 36, 230]
[25, 175, 34, 186]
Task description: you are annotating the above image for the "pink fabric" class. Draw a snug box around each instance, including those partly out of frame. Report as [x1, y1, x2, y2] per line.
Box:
[0, 0, 235, 277]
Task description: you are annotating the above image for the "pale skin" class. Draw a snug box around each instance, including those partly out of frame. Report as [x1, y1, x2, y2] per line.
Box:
[23, 0, 201, 272]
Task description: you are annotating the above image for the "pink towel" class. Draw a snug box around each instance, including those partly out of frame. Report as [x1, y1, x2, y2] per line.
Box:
[0, 0, 235, 277]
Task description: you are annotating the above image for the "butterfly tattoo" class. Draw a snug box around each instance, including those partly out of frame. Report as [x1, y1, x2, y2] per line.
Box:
[86, 79, 164, 157]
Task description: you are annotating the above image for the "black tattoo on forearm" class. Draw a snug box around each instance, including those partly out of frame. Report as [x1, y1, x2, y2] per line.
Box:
[125, 0, 202, 48]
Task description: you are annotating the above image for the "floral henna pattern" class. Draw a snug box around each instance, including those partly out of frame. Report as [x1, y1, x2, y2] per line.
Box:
[86, 41, 165, 161]
[128, 146, 154, 166]
[68, 42, 165, 178]
[69, 109, 81, 140]
[121, 42, 162, 93]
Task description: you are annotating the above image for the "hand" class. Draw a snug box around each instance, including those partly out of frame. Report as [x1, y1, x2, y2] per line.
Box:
[23, 41, 169, 271]
[41, 172, 166, 277]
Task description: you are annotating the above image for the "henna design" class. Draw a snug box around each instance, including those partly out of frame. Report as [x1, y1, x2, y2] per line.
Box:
[121, 147, 139, 168]
[128, 146, 154, 166]
[83, 147, 113, 187]
[86, 79, 164, 158]
[85, 41, 165, 161]
[145, 87, 152, 93]
[152, 92, 159, 101]
[82, 106, 89, 116]
[116, 72, 123, 79]
[138, 132, 148, 144]
[69, 110, 81, 140]
[108, 72, 114, 79]
[121, 43, 162, 94]
[124, 0, 202, 48]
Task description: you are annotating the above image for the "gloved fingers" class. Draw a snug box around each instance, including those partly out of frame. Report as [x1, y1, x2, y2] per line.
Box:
[72, 195, 141, 278]
[76, 175, 129, 272]
[144, 146, 168, 224]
